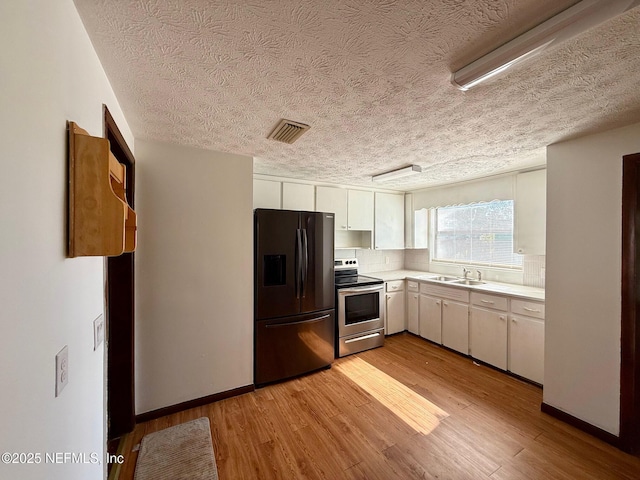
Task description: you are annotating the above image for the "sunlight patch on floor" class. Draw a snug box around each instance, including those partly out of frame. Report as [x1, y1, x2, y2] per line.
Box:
[334, 356, 449, 435]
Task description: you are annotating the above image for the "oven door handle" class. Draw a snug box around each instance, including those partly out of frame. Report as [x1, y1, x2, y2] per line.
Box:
[339, 285, 383, 295]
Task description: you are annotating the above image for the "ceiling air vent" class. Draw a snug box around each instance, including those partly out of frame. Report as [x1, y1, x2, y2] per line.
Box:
[268, 119, 310, 144]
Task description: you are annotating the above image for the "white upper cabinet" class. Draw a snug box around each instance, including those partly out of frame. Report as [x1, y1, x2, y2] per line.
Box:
[282, 182, 315, 211]
[514, 170, 546, 255]
[316, 186, 348, 230]
[347, 190, 374, 230]
[375, 192, 404, 249]
[253, 179, 281, 210]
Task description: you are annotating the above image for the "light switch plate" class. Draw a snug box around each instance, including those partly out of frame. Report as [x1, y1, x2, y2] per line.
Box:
[94, 314, 104, 350]
[55, 345, 69, 397]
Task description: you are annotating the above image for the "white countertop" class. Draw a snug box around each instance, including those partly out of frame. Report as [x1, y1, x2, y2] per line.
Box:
[366, 269, 545, 301]
[364, 270, 428, 282]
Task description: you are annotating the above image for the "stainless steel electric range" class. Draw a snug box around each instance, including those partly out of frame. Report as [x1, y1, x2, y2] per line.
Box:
[334, 259, 385, 357]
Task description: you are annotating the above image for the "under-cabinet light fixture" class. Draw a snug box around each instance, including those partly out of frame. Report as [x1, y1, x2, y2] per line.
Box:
[372, 165, 422, 182]
[452, 0, 640, 91]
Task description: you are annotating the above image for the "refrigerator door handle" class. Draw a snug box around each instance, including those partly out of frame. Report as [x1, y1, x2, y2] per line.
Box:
[301, 228, 308, 298]
[296, 228, 302, 299]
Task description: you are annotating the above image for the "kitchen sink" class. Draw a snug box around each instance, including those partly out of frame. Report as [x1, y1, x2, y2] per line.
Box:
[428, 275, 459, 282]
[451, 279, 486, 285]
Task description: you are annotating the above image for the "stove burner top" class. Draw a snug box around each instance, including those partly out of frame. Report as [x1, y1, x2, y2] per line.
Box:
[334, 258, 383, 288]
[335, 274, 384, 288]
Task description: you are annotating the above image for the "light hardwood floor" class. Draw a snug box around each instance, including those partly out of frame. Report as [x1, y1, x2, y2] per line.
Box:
[119, 334, 640, 479]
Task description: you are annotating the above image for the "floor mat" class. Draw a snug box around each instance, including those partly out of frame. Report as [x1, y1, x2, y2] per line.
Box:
[134, 417, 218, 480]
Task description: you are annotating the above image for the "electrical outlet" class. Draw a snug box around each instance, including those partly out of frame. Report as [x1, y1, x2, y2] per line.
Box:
[385, 256, 390, 264]
[55, 345, 69, 397]
[94, 314, 104, 350]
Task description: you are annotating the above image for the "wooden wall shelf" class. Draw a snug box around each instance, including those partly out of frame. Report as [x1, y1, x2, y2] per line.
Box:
[68, 121, 137, 257]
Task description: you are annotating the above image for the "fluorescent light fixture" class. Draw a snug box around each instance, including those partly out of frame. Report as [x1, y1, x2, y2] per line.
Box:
[452, 0, 640, 91]
[372, 165, 422, 182]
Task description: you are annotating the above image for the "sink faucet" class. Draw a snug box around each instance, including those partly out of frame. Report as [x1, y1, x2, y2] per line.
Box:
[463, 268, 470, 279]
[477, 270, 482, 281]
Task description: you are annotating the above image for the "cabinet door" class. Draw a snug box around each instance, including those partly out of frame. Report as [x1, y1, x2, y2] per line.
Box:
[282, 183, 315, 211]
[442, 300, 469, 354]
[407, 292, 419, 334]
[385, 291, 406, 335]
[253, 179, 281, 209]
[316, 186, 348, 230]
[419, 295, 442, 343]
[515, 170, 546, 255]
[469, 307, 507, 370]
[509, 315, 544, 384]
[347, 190, 374, 230]
[375, 192, 404, 249]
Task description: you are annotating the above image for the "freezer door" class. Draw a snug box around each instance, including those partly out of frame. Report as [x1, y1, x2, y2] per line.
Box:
[254, 209, 301, 320]
[300, 212, 335, 313]
[254, 309, 336, 386]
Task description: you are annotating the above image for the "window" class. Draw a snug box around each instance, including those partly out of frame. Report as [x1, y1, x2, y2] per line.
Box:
[432, 200, 522, 268]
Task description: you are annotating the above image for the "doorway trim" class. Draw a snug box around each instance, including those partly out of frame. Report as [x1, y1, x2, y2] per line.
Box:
[620, 151, 640, 454]
[103, 105, 136, 440]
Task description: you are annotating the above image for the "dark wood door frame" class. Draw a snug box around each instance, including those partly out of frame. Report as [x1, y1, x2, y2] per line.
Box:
[621, 152, 640, 455]
[103, 105, 136, 440]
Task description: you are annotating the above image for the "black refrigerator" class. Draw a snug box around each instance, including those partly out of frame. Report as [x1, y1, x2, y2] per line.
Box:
[254, 209, 335, 386]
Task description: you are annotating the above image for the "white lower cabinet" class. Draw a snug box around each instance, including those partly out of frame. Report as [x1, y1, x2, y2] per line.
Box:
[407, 281, 419, 334]
[509, 299, 545, 384]
[385, 281, 406, 335]
[469, 292, 508, 370]
[410, 279, 545, 384]
[470, 306, 508, 370]
[419, 283, 470, 352]
[441, 300, 469, 354]
[419, 295, 442, 343]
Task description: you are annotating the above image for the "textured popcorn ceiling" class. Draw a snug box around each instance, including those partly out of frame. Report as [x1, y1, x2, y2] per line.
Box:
[74, 0, 640, 190]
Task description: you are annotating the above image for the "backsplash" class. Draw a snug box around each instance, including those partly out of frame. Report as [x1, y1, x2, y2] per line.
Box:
[404, 249, 430, 271]
[357, 249, 404, 273]
[336, 248, 545, 289]
[335, 249, 405, 273]
[523, 255, 546, 288]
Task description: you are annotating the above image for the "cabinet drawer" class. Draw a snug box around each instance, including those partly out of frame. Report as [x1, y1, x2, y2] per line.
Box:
[511, 299, 545, 319]
[470, 292, 508, 311]
[420, 283, 470, 303]
[407, 280, 419, 292]
[386, 280, 405, 292]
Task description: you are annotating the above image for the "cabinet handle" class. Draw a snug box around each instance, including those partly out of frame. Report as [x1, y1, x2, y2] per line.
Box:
[341, 225, 347, 229]
[499, 316, 505, 321]
[511, 318, 517, 323]
[436, 300, 441, 305]
[523, 307, 541, 313]
[480, 299, 494, 304]
[413, 295, 418, 299]
[443, 302, 448, 307]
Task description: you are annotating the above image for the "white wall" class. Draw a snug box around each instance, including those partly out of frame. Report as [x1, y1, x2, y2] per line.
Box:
[545, 122, 640, 436]
[134, 140, 253, 414]
[0, 1, 132, 479]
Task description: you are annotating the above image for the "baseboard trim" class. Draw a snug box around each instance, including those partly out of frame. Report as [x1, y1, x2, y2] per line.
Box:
[541, 402, 620, 448]
[136, 384, 255, 423]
